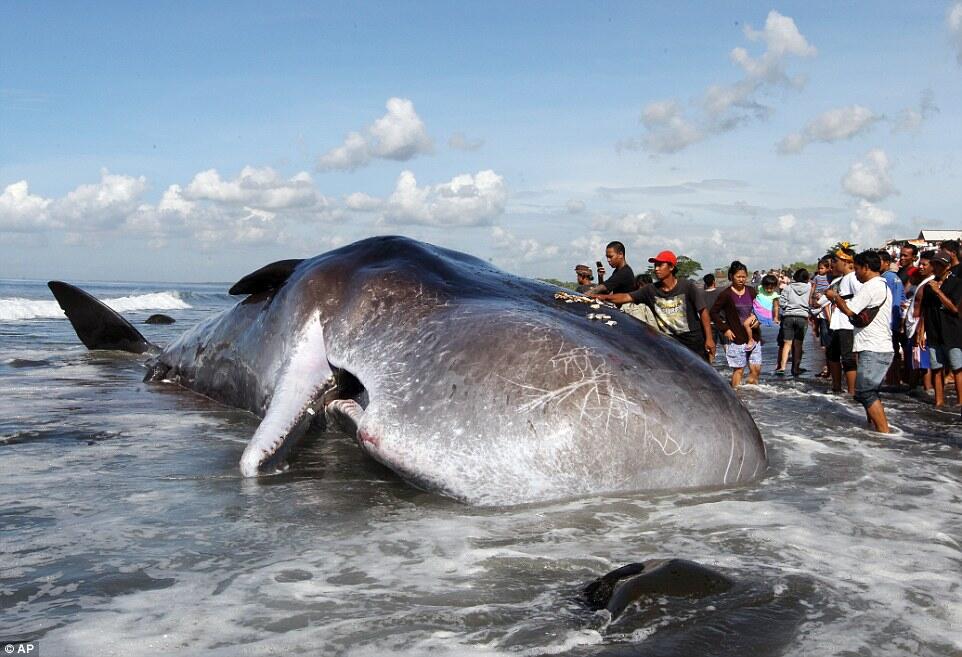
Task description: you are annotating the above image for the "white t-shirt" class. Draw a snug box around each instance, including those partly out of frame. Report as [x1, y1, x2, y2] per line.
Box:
[904, 275, 934, 338]
[829, 271, 862, 331]
[849, 276, 893, 353]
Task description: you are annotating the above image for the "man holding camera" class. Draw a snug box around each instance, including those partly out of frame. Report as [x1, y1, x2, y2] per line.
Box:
[588, 241, 635, 295]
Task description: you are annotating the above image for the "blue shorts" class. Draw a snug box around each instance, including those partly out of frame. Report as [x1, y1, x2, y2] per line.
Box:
[725, 342, 762, 369]
[928, 345, 962, 371]
[854, 351, 894, 409]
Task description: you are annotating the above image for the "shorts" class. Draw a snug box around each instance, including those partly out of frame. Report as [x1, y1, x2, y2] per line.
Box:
[928, 345, 962, 371]
[725, 342, 762, 369]
[827, 329, 856, 371]
[854, 351, 893, 409]
[908, 339, 930, 370]
[781, 316, 808, 341]
[674, 331, 707, 358]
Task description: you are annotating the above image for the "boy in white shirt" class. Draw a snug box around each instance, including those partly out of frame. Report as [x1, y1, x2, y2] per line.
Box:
[826, 250, 893, 433]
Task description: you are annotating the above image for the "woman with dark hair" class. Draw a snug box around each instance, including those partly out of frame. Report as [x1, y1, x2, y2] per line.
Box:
[711, 261, 762, 387]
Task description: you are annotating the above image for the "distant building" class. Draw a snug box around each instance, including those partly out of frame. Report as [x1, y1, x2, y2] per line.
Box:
[881, 229, 961, 257]
[917, 229, 962, 244]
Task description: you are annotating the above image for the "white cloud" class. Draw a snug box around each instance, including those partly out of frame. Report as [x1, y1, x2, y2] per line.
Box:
[743, 10, 817, 59]
[851, 200, 896, 248]
[892, 89, 939, 133]
[344, 191, 384, 212]
[570, 234, 611, 265]
[2, 165, 349, 251]
[51, 169, 148, 230]
[854, 200, 895, 227]
[777, 105, 880, 154]
[184, 166, 320, 210]
[565, 199, 586, 214]
[950, 2, 962, 64]
[490, 226, 559, 263]
[448, 132, 484, 151]
[317, 98, 433, 171]
[591, 211, 661, 238]
[630, 101, 703, 154]
[842, 149, 896, 202]
[0, 180, 53, 231]
[778, 213, 797, 232]
[624, 10, 816, 154]
[380, 170, 506, 226]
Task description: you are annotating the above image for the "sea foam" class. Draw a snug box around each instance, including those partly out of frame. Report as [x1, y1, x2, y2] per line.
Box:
[0, 292, 191, 321]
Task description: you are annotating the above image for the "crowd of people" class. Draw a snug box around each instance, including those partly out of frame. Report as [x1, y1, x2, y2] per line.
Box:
[574, 239, 962, 433]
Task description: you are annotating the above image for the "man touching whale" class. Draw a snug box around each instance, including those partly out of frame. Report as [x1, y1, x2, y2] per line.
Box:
[596, 249, 715, 362]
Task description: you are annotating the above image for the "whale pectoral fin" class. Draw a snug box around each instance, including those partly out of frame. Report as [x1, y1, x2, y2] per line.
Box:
[229, 259, 304, 296]
[47, 281, 157, 354]
[239, 315, 332, 476]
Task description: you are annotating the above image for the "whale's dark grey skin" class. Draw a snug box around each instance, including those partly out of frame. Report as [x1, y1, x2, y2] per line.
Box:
[50, 236, 766, 505]
[579, 561, 808, 657]
[145, 313, 176, 325]
[584, 559, 734, 620]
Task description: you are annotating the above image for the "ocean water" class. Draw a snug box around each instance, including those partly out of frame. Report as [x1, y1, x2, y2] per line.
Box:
[1, 278, 961, 657]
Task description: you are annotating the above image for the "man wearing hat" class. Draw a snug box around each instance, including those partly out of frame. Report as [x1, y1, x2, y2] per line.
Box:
[917, 249, 962, 407]
[819, 245, 860, 395]
[574, 265, 594, 293]
[596, 249, 714, 361]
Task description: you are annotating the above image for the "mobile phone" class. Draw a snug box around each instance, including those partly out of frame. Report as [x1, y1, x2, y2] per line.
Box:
[596, 261, 603, 268]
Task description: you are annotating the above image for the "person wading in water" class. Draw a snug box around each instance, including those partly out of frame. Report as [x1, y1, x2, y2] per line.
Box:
[711, 261, 762, 387]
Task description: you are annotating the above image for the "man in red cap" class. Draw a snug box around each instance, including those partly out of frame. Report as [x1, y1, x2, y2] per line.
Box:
[596, 249, 714, 361]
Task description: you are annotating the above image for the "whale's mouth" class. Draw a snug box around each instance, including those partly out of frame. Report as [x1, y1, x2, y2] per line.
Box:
[328, 366, 369, 409]
[324, 366, 369, 440]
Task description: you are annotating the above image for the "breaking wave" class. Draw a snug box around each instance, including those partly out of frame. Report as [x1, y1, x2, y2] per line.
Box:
[0, 292, 192, 321]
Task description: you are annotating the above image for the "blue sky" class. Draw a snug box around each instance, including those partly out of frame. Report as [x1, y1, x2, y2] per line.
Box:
[2, 2, 961, 282]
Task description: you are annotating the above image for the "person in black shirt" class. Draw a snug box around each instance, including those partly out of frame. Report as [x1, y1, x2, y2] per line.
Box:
[942, 239, 962, 278]
[918, 250, 957, 407]
[589, 241, 635, 295]
[596, 249, 714, 362]
[922, 249, 962, 406]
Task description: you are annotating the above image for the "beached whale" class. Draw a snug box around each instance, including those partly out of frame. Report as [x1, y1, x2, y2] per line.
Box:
[48, 236, 766, 504]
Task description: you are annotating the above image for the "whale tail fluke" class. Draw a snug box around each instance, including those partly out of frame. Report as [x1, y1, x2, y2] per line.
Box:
[47, 281, 158, 355]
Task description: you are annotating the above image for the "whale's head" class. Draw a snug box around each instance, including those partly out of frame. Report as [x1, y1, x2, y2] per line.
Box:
[309, 242, 766, 505]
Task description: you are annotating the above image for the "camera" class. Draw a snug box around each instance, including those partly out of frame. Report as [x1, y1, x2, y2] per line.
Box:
[596, 261, 603, 268]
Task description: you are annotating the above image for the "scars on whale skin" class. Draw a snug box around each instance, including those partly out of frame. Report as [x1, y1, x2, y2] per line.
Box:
[48, 236, 767, 505]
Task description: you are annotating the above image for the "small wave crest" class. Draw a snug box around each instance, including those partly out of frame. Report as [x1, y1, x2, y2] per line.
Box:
[0, 292, 192, 321]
